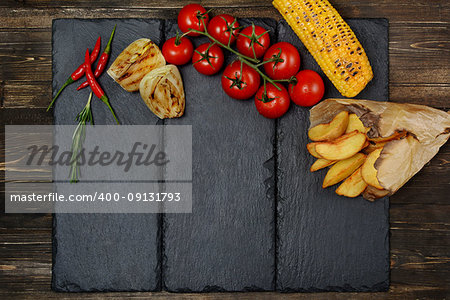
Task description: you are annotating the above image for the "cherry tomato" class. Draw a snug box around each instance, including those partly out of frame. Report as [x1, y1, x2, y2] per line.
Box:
[207, 14, 240, 46]
[255, 83, 290, 119]
[221, 60, 261, 100]
[263, 42, 301, 80]
[178, 4, 209, 37]
[289, 70, 325, 107]
[236, 24, 270, 59]
[192, 43, 224, 75]
[162, 36, 194, 65]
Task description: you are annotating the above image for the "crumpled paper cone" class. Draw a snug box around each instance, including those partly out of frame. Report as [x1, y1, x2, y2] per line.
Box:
[310, 98, 450, 199]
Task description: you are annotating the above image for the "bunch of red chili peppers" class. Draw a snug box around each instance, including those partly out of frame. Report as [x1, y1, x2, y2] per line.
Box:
[47, 25, 119, 124]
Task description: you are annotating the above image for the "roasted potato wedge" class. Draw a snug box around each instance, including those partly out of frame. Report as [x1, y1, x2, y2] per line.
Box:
[361, 147, 384, 189]
[363, 141, 387, 154]
[362, 185, 390, 201]
[108, 38, 166, 92]
[308, 111, 349, 141]
[307, 143, 322, 158]
[362, 139, 370, 149]
[346, 113, 369, 134]
[322, 152, 366, 188]
[368, 130, 407, 143]
[310, 158, 336, 172]
[315, 131, 367, 161]
[336, 167, 368, 197]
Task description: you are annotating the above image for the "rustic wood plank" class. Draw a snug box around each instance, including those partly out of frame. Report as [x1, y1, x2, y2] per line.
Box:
[390, 83, 450, 107]
[390, 204, 450, 226]
[0, 213, 52, 229]
[0, 0, 271, 9]
[3, 288, 448, 300]
[0, 108, 52, 124]
[391, 227, 450, 257]
[1, 0, 449, 24]
[2, 289, 450, 300]
[3, 81, 51, 108]
[1, 1, 449, 30]
[389, 22, 450, 93]
[0, 80, 4, 107]
[0, 29, 51, 85]
[2, 0, 449, 7]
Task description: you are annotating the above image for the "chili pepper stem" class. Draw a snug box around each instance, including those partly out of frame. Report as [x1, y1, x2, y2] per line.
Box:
[104, 25, 116, 55]
[100, 95, 120, 125]
[47, 77, 74, 111]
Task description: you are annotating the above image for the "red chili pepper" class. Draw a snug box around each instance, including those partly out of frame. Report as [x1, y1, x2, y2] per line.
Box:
[84, 48, 120, 124]
[47, 36, 101, 111]
[77, 25, 116, 90]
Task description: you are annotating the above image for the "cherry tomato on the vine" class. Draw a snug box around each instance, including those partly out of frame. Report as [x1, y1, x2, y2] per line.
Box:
[162, 36, 194, 65]
[207, 14, 240, 46]
[221, 60, 261, 100]
[192, 43, 224, 76]
[263, 42, 301, 80]
[289, 70, 325, 107]
[236, 24, 270, 59]
[178, 4, 209, 37]
[255, 83, 290, 119]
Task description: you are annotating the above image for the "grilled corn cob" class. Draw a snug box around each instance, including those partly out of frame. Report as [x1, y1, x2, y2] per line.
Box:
[273, 0, 373, 97]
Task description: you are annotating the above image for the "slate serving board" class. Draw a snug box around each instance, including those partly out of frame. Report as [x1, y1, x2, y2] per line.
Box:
[52, 17, 389, 292]
[163, 18, 277, 292]
[51, 19, 164, 292]
[276, 19, 390, 292]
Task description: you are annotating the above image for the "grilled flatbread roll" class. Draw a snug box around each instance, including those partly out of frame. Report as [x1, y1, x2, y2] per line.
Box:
[139, 65, 185, 119]
[107, 38, 165, 92]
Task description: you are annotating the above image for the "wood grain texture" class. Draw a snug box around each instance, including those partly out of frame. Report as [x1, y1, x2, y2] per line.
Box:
[0, 0, 449, 298]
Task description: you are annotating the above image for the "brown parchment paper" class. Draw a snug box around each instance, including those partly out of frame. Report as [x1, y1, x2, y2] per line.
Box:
[309, 98, 450, 198]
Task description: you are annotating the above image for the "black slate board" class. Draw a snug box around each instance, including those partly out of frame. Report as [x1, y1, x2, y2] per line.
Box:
[52, 18, 165, 126]
[52, 17, 389, 293]
[51, 19, 164, 292]
[162, 18, 277, 292]
[276, 19, 390, 292]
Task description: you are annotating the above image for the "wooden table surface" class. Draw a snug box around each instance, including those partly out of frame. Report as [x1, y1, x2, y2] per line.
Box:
[0, 0, 449, 299]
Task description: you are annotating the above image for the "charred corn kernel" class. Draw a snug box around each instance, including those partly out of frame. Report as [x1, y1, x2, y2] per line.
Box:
[273, 0, 373, 97]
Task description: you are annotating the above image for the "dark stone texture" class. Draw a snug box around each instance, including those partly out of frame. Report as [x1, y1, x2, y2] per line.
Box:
[162, 18, 277, 292]
[52, 18, 164, 126]
[276, 19, 390, 292]
[52, 17, 389, 293]
[52, 214, 161, 292]
[52, 19, 164, 292]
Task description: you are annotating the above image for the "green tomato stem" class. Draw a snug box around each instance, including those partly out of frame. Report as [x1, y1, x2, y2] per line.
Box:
[188, 27, 283, 91]
[240, 58, 282, 91]
[189, 29, 259, 63]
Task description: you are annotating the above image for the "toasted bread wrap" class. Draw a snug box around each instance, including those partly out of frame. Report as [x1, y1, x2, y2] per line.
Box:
[107, 38, 165, 92]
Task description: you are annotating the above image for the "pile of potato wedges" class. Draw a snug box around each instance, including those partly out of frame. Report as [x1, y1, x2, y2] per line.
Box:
[307, 110, 407, 199]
